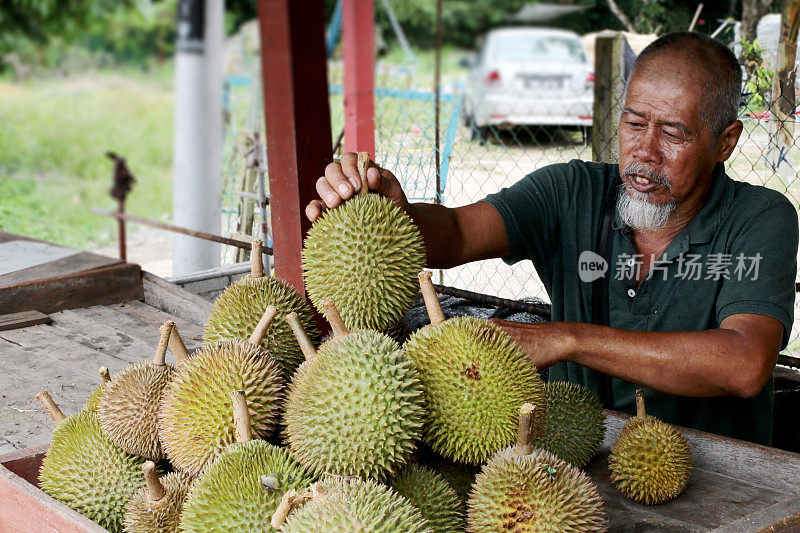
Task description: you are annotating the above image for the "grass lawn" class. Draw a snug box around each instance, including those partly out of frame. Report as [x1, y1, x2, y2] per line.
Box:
[0, 66, 174, 249]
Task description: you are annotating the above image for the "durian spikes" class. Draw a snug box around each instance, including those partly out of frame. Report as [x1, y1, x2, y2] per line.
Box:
[251, 239, 265, 278]
[418, 271, 446, 326]
[36, 391, 66, 424]
[635, 389, 646, 418]
[356, 152, 371, 197]
[153, 320, 174, 367]
[285, 312, 317, 360]
[99, 367, 111, 384]
[142, 461, 166, 502]
[247, 305, 278, 346]
[168, 323, 191, 364]
[321, 298, 349, 339]
[230, 390, 254, 443]
[514, 403, 538, 456]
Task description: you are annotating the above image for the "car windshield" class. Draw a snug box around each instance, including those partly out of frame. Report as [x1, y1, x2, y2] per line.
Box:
[490, 34, 586, 64]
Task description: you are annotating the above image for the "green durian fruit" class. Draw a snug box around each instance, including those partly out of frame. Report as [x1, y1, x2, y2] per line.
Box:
[98, 322, 181, 461]
[608, 389, 692, 505]
[283, 305, 425, 480]
[37, 392, 151, 533]
[280, 477, 432, 533]
[467, 404, 607, 533]
[302, 155, 425, 332]
[123, 463, 193, 533]
[84, 366, 111, 413]
[204, 240, 320, 377]
[390, 464, 463, 532]
[159, 307, 284, 477]
[416, 445, 481, 512]
[534, 381, 606, 468]
[180, 391, 316, 533]
[403, 272, 546, 464]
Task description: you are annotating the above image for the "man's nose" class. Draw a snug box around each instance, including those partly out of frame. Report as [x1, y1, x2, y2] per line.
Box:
[632, 127, 661, 165]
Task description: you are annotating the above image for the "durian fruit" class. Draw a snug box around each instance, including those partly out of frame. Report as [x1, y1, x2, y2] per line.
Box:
[159, 306, 284, 476]
[302, 152, 426, 332]
[37, 391, 151, 533]
[98, 321, 183, 460]
[179, 390, 316, 533]
[276, 476, 432, 533]
[390, 463, 463, 532]
[608, 389, 692, 505]
[204, 239, 319, 376]
[416, 444, 480, 512]
[533, 381, 606, 468]
[123, 461, 193, 533]
[403, 271, 546, 464]
[85, 366, 111, 412]
[467, 404, 607, 533]
[283, 301, 425, 480]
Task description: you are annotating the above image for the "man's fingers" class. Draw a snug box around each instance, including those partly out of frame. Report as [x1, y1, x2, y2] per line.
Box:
[338, 153, 362, 191]
[305, 199, 326, 222]
[324, 162, 355, 199]
[367, 167, 408, 207]
[316, 177, 343, 209]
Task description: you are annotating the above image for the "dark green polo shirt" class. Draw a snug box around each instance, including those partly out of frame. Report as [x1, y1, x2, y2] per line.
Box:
[483, 160, 797, 445]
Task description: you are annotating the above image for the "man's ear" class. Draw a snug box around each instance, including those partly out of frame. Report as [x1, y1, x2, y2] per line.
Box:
[716, 120, 743, 163]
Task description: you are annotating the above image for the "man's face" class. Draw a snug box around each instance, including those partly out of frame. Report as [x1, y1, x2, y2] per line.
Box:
[617, 59, 721, 218]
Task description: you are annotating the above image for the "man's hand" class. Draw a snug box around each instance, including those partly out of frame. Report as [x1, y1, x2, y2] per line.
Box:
[489, 319, 575, 369]
[305, 152, 409, 222]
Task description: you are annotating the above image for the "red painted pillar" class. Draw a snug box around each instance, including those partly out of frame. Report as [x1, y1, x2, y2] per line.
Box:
[258, 0, 332, 295]
[342, 0, 375, 157]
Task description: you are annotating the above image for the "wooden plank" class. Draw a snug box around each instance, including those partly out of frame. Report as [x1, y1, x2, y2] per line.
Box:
[0, 311, 51, 332]
[142, 271, 212, 326]
[0, 263, 144, 315]
[601, 493, 699, 532]
[111, 301, 204, 349]
[712, 496, 800, 532]
[0, 448, 107, 533]
[0, 251, 120, 288]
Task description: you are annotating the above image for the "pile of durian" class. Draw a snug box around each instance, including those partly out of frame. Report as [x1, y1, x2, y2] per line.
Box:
[35, 155, 692, 532]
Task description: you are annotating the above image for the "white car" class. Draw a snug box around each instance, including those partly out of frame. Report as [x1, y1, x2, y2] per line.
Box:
[463, 27, 594, 140]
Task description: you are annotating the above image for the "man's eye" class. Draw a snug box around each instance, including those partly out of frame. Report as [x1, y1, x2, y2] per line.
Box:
[627, 121, 645, 128]
[663, 129, 682, 139]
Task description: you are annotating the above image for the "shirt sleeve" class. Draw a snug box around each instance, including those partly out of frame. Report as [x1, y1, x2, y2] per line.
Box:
[481, 162, 574, 268]
[716, 198, 798, 349]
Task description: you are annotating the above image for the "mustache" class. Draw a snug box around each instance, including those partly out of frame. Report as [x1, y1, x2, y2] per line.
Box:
[621, 162, 671, 188]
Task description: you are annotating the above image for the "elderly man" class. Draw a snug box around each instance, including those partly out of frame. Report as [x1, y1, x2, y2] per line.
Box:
[307, 32, 797, 445]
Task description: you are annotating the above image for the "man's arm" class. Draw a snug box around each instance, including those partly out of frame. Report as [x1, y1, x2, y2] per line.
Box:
[306, 153, 509, 268]
[493, 313, 784, 398]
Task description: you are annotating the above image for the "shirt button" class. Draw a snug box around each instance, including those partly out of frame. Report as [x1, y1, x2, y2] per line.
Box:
[627, 289, 636, 298]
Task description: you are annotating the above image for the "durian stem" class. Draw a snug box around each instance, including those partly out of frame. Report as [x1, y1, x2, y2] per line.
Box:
[285, 312, 317, 360]
[513, 403, 536, 456]
[270, 486, 317, 529]
[250, 239, 265, 278]
[142, 461, 166, 501]
[635, 389, 646, 419]
[356, 152, 371, 197]
[99, 366, 111, 384]
[248, 305, 278, 346]
[230, 390, 254, 443]
[168, 325, 191, 365]
[153, 321, 174, 366]
[36, 391, 66, 424]
[418, 271, 446, 326]
[321, 299, 349, 339]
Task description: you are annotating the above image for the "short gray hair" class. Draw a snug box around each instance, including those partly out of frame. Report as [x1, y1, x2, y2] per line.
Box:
[626, 32, 742, 136]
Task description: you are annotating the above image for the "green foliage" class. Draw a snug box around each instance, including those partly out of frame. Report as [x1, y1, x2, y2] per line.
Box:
[741, 39, 774, 111]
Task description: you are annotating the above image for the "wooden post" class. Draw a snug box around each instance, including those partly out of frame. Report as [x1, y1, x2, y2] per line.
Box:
[768, 0, 800, 174]
[592, 31, 635, 164]
[342, 0, 375, 157]
[258, 0, 332, 295]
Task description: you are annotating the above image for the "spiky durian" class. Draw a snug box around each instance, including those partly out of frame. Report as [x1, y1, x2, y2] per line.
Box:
[84, 366, 111, 413]
[123, 462, 193, 533]
[467, 404, 607, 532]
[608, 389, 692, 505]
[416, 445, 480, 512]
[302, 153, 425, 332]
[204, 240, 320, 376]
[283, 303, 425, 480]
[37, 392, 152, 533]
[98, 322, 183, 460]
[159, 307, 284, 476]
[278, 477, 432, 533]
[390, 464, 463, 532]
[403, 272, 546, 464]
[533, 381, 606, 468]
[180, 391, 316, 533]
